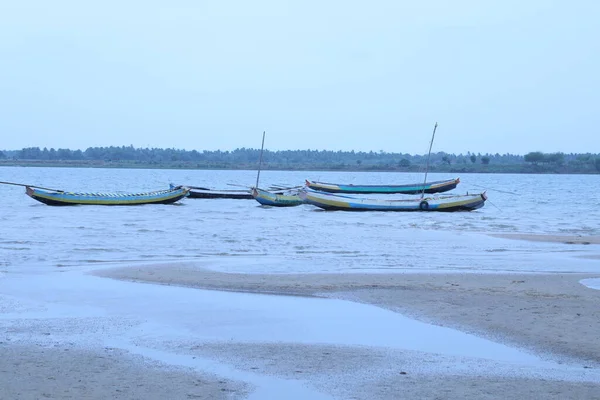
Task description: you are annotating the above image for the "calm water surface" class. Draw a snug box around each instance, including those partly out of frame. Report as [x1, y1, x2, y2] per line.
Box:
[1, 167, 598, 274]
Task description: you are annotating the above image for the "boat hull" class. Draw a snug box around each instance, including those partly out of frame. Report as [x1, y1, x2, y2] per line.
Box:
[26, 186, 190, 206]
[187, 189, 253, 199]
[305, 178, 459, 195]
[299, 189, 486, 212]
[252, 188, 304, 207]
[178, 184, 293, 200]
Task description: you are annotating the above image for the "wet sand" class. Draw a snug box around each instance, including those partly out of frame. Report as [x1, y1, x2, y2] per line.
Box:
[3, 261, 600, 400]
[152, 341, 600, 400]
[0, 343, 249, 400]
[94, 264, 600, 365]
[489, 233, 600, 245]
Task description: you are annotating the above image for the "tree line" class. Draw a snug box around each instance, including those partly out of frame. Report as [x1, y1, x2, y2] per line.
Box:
[1, 146, 599, 173]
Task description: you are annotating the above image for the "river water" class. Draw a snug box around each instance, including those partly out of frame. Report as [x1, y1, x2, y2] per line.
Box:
[1, 167, 598, 274]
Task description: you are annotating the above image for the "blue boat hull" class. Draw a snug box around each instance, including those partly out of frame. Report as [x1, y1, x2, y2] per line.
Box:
[26, 186, 190, 206]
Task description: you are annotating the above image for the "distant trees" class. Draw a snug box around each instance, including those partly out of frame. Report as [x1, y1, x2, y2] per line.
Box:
[524, 152, 564, 165]
[398, 158, 410, 167]
[1, 145, 598, 174]
[524, 151, 545, 164]
[576, 154, 592, 164]
[18, 147, 43, 159]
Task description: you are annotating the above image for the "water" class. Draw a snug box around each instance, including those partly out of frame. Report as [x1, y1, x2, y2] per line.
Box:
[581, 278, 600, 290]
[1, 166, 599, 273]
[2, 271, 547, 364]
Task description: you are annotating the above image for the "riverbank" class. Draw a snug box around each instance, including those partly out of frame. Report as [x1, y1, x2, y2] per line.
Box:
[2, 264, 600, 399]
[94, 265, 600, 366]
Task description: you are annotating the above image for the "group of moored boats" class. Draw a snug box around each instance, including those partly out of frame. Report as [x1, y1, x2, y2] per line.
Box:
[300, 178, 486, 212]
[18, 176, 487, 212]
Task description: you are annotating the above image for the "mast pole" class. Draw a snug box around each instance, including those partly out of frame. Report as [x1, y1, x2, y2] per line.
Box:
[255, 131, 266, 189]
[421, 122, 438, 199]
[0, 181, 63, 192]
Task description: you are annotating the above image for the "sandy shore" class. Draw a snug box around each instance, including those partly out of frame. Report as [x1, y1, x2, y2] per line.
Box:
[148, 341, 600, 400]
[4, 263, 600, 400]
[95, 264, 600, 365]
[0, 282, 251, 400]
[488, 233, 600, 245]
[90, 263, 600, 399]
[0, 343, 249, 400]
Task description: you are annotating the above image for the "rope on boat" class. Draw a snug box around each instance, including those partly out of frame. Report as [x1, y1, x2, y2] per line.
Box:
[469, 184, 518, 195]
[0, 181, 64, 192]
[486, 198, 503, 212]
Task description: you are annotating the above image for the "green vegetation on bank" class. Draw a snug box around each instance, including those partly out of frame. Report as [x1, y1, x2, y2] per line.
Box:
[0, 146, 599, 174]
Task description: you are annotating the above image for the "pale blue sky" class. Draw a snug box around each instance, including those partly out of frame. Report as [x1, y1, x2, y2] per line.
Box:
[0, 1, 598, 154]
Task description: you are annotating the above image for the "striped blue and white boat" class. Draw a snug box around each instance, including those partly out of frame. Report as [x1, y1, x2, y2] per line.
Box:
[299, 188, 486, 212]
[305, 177, 460, 195]
[25, 185, 190, 206]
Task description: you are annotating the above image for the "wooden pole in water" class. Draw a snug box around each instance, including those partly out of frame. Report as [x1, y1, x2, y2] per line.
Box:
[254, 131, 266, 189]
[421, 122, 438, 199]
[0, 181, 64, 192]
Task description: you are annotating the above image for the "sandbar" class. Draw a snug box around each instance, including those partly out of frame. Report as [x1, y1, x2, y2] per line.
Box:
[95, 264, 600, 365]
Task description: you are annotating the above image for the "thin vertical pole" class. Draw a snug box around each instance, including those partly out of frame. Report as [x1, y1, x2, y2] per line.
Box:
[255, 131, 266, 189]
[421, 122, 438, 199]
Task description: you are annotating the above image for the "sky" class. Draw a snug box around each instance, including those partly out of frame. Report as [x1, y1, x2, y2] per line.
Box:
[0, 1, 598, 155]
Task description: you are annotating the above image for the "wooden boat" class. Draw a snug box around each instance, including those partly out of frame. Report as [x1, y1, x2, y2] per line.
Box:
[185, 187, 293, 200]
[26, 185, 190, 206]
[299, 189, 486, 212]
[305, 177, 459, 195]
[251, 187, 304, 207]
[187, 187, 254, 199]
[175, 183, 296, 200]
[250, 131, 305, 207]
